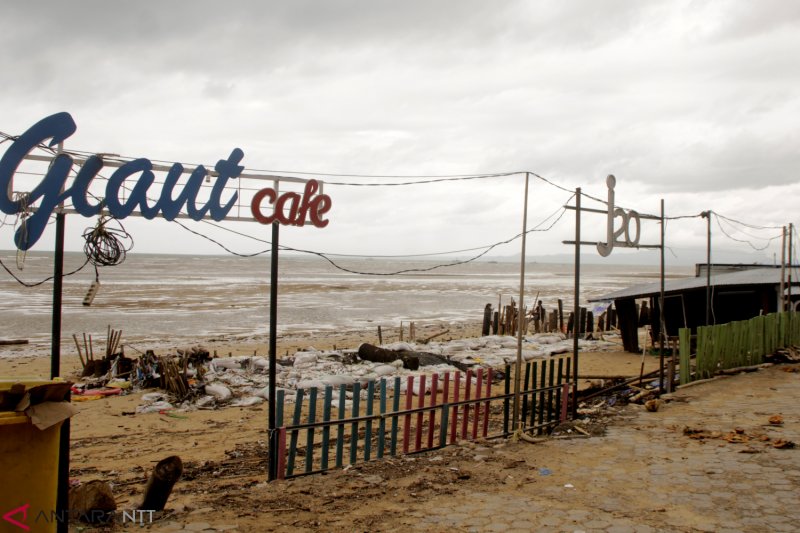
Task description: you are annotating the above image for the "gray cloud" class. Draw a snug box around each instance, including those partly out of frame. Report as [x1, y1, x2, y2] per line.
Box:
[0, 0, 798, 259]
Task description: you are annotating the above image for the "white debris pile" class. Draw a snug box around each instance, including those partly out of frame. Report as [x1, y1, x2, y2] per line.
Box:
[135, 333, 618, 412]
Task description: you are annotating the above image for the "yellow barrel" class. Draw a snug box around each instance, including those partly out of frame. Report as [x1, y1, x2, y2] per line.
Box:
[0, 380, 66, 533]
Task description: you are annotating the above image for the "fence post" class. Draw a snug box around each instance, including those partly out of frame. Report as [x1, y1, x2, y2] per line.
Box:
[415, 375, 426, 452]
[287, 388, 304, 477]
[305, 387, 317, 474]
[364, 380, 375, 461]
[321, 386, 333, 470]
[427, 374, 439, 449]
[502, 365, 511, 435]
[439, 404, 450, 448]
[560, 383, 569, 422]
[461, 369, 473, 440]
[483, 368, 492, 437]
[472, 369, 483, 440]
[349, 382, 361, 465]
[276, 427, 287, 480]
[403, 376, 413, 453]
[451, 372, 461, 444]
[377, 379, 387, 459]
[335, 384, 346, 468]
[679, 328, 691, 385]
[390, 377, 401, 456]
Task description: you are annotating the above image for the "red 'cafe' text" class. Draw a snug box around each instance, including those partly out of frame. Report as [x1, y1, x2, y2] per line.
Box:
[250, 179, 332, 228]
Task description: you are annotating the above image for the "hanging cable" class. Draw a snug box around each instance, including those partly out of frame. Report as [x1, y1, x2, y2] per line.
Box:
[0, 255, 90, 288]
[713, 213, 782, 251]
[82, 215, 134, 267]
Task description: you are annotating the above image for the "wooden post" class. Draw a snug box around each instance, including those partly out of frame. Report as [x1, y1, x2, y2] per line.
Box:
[558, 299, 564, 333]
[566, 312, 574, 338]
[482, 304, 493, 336]
[140, 456, 183, 512]
[378, 326, 383, 345]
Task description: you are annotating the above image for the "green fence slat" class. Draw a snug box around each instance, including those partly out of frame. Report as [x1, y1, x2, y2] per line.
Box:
[439, 403, 450, 447]
[276, 389, 285, 428]
[390, 376, 401, 456]
[335, 384, 346, 468]
[537, 359, 547, 434]
[287, 388, 304, 476]
[547, 357, 556, 426]
[377, 378, 387, 459]
[555, 357, 564, 414]
[304, 387, 318, 474]
[321, 386, 333, 471]
[350, 382, 361, 465]
[529, 361, 538, 428]
[521, 361, 531, 424]
[679, 328, 690, 385]
[502, 365, 511, 435]
[364, 380, 375, 462]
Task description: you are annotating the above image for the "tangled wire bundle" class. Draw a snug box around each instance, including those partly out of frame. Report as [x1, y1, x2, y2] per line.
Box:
[83, 216, 134, 267]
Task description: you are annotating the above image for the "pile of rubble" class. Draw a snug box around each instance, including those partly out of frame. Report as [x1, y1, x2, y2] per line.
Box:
[130, 333, 619, 413]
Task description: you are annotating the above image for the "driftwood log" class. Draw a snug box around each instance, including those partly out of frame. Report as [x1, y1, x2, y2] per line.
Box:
[140, 456, 183, 511]
[358, 343, 474, 372]
[358, 343, 419, 370]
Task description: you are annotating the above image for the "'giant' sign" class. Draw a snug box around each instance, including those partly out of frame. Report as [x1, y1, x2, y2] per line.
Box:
[0, 113, 332, 250]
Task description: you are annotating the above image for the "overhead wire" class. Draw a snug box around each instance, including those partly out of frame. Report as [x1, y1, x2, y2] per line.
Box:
[713, 212, 782, 251]
[171, 194, 573, 275]
[0, 254, 90, 288]
[0, 127, 792, 283]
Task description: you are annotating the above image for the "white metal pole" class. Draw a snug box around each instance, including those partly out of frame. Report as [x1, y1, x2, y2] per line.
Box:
[512, 172, 530, 431]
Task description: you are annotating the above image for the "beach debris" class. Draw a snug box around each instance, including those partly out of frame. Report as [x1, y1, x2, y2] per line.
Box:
[644, 399, 663, 412]
[682, 425, 795, 450]
[768, 415, 784, 426]
[420, 329, 450, 344]
[136, 400, 174, 414]
[0, 338, 29, 345]
[771, 439, 795, 449]
[140, 456, 183, 512]
[205, 383, 233, 402]
[69, 480, 117, 523]
[123, 334, 619, 413]
[358, 343, 420, 370]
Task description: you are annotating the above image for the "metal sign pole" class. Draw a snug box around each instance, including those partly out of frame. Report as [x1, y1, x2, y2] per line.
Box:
[659, 199, 666, 393]
[572, 188, 581, 417]
[267, 221, 279, 481]
[512, 173, 530, 431]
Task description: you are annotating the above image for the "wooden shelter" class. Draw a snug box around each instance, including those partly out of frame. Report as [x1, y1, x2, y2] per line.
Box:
[591, 265, 798, 353]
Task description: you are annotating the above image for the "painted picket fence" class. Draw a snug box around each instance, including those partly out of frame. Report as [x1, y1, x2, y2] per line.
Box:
[274, 355, 572, 478]
[679, 311, 799, 384]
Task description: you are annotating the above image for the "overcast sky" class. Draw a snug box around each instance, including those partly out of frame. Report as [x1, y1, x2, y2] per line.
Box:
[1, 0, 798, 266]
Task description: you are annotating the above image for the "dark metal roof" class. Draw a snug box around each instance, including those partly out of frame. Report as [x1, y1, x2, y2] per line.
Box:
[590, 268, 791, 301]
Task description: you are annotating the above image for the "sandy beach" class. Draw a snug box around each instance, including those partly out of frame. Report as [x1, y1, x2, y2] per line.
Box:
[0, 319, 668, 532]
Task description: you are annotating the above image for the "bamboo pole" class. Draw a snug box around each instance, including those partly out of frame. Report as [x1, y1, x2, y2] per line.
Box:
[72, 334, 86, 369]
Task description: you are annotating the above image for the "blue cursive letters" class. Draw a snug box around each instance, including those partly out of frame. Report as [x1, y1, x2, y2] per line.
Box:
[0, 113, 244, 250]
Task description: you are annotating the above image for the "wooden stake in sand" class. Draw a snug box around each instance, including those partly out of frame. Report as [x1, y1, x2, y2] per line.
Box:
[72, 334, 86, 369]
[140, 456, 183, 512]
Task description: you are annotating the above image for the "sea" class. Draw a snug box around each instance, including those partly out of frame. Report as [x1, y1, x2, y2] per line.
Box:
[0, 251, 690, 352]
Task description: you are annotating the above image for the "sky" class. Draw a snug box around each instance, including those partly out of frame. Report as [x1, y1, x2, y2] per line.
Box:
[1, 0, 798, 267]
